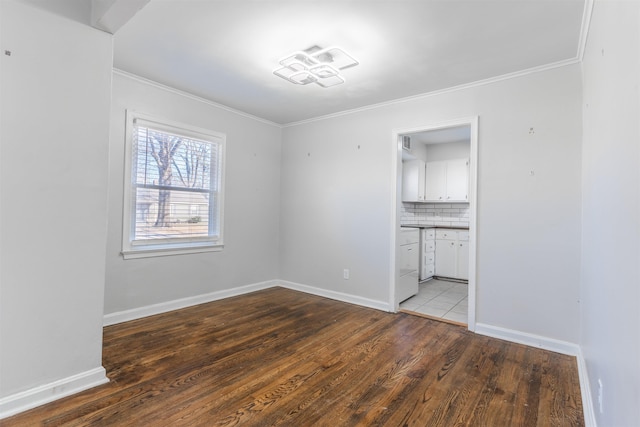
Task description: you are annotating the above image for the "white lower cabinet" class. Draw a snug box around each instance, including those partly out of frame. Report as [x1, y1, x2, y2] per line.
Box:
[435, 229, 469, 281]
[435, 237, 457, 278]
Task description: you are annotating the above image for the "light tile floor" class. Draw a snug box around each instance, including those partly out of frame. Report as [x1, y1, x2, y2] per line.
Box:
[400, 279, 468, 324]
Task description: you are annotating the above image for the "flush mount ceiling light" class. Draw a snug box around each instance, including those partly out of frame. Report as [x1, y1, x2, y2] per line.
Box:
[273, 45, 359, 88]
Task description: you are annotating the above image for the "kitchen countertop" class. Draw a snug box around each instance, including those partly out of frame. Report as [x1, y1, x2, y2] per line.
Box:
[401, 224, 469, 230]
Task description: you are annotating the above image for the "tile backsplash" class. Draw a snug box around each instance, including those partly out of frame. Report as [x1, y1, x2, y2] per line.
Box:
[401, 203, 470, 227]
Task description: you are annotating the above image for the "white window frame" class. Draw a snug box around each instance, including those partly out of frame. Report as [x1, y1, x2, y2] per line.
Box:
[121, 110, 226, 259]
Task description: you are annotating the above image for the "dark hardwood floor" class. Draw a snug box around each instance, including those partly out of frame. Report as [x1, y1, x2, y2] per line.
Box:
[3, 287, 584, 426]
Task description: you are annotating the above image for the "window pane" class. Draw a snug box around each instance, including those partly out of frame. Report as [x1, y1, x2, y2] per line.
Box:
[124, 111, 225, 257]
[134, 188, 212, 240]
[135, 127, 214, 191]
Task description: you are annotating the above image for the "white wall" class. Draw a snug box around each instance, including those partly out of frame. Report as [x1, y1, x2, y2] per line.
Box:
[280, 65, 582, 343]
[404, 139, 428, 161]
[104, 73, 282, 315]
[0, 0, 112, 403]
[2, 1, 633, 422]
[580, 1, 640, 425]
[425, 140, 470, 162]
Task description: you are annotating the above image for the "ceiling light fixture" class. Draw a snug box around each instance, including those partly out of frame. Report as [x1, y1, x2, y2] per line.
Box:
[273, 46, 359, 88]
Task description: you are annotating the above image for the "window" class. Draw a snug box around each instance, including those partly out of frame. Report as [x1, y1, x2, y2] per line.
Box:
[122, 111, 225, 259]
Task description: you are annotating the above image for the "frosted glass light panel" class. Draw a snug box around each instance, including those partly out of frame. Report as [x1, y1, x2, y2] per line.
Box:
[313, 47, 359, 70]
[273, 46, 358, 88]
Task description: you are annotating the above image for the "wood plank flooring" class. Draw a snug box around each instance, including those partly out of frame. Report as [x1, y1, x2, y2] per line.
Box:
[3, 287, 584, 426]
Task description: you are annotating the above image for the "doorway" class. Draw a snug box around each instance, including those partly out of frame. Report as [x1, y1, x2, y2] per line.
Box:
[390, 117, 478, 331]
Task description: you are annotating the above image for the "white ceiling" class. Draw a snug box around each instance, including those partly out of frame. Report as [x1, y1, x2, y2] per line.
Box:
[111, 0, 587, 125]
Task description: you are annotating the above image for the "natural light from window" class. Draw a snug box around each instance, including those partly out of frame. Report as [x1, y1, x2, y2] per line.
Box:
[122, 111, 225, 259]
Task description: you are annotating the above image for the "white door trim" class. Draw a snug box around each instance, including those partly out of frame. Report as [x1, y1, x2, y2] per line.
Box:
[390, 116, 479, 331]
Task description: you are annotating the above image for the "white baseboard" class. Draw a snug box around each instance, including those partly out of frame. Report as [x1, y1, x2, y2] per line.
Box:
[276, 280, 391, 312]
[104, 280, 391, 328]
[475, 323, 596, 426]
[103, 280, 277, 326]
[0, 367, 108, 420]
[9, 283, 595, 426]
[103, 282, 596, 424]
[4, 284, 595, 423]
[576, 350, 598, 427]
[475, 323, 580, 356]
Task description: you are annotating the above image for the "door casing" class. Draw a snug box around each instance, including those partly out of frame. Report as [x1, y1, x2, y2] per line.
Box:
[389, 116, 479, 331]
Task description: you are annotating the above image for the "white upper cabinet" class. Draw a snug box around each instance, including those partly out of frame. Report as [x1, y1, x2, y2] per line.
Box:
[444, 159, 469, 201]
[401, 159, 426, 202]
[425, 158, 469, 202]
[424, 161, 447, 202]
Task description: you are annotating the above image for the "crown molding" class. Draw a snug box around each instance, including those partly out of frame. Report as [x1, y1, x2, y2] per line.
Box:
[577, 0, 595, 62]
[116, 56, 582, 130]
[114, 0, 594, 129]
[284, 0, 594, 128]
[283, 56, 581, 128]
[112, 68, 282, 128]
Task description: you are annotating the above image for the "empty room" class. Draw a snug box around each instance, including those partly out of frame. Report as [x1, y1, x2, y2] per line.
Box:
[1, 0, 638, 426]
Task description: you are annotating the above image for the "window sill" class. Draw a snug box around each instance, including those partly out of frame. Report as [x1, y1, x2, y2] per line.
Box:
[121, 243, 223, 260]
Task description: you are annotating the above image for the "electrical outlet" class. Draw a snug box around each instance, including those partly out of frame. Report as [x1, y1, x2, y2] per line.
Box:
[598, 379, 604, 414]
[343, 269, 350, 280]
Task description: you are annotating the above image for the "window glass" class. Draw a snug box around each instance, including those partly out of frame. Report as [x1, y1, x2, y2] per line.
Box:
[122, 111, 225, 259]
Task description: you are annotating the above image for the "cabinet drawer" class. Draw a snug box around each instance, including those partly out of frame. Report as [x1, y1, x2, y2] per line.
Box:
[423, 240, 435, 252]
[422, 263, 435, 278]
[458, 231, 469, 241]
[435, 229, 456, 240]
[423, 252, 435, 265]
[422, 228, 435, 239]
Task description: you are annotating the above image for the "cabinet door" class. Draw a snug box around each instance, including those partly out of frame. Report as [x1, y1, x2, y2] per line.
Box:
[402, 159, 426, 202]
[425, 161, 447, 201]
[457, 241, 469, 280]
[435, 239, 457, 278]
[446, 158, 469, 202]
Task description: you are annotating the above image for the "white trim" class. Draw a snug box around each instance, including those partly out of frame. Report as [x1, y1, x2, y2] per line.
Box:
[577, 349, 598, 427]
[100, 281, 596, 424]
[284, 58, 579, 127]
[467, 116, 479, 332]
[475, 323, 580, 356]
[113, 69, 281, 128]
[121, 244, 223, 260]
[390, 116, 479, 334]
[113, 7, 593, 130]
[475, 323, 596, 426]
[389, 134, 402, 310]
[103, 280, 277, 326]
[121, 110, 226, 259]
[114, 1, 594, 130]
[276, 280, 392, 312]
[104, 280, 390, 327]
[577, 0, 595, 62]
[0, 367, 108, 420]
